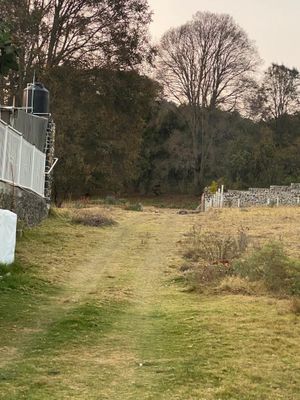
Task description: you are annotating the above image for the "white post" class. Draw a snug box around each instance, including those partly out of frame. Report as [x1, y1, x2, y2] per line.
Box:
[1, 125, 8, 180]
[297, 197, 300, 205]
[237, 198, 241, 208]
[221, 185, 224, 208]
[276, 197, 279, 207]
[267, 198, 270, 206]
[17, 135, 23, 186]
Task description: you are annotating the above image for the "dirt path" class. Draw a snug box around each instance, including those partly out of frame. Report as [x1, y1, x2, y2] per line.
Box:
[1, 208, 299, 400]
[0, 209, 202, 399]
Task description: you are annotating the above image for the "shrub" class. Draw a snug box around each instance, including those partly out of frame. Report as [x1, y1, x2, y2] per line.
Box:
[72, 212, 116, 227]
[103, 196, 119, 205]
[124, 203, 143, 212]
[218, 276, 265, 295]
[233, 242, 300, 295]
[190, 262, 233, 287]
[290, 297, 300, 315]
[183, 227, 249, 263]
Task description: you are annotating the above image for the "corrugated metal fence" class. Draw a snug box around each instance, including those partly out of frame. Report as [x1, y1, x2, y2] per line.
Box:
[0, 119, 45, 197]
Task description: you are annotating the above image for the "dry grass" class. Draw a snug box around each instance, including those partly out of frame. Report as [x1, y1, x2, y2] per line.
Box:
[181, 207, 300, 301]
[0, 205, 299, 399]
[203, 207, 300, 257]
[71, 210, 116, 227]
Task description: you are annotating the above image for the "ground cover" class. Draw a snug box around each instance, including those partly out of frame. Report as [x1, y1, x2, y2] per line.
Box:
[0, 205, 299, 399]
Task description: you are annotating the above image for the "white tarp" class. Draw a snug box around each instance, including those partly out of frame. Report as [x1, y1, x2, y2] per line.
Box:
[0, 210, 17, 265]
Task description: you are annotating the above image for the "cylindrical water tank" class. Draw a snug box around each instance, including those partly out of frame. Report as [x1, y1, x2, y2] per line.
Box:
[23, 82, 50, 115]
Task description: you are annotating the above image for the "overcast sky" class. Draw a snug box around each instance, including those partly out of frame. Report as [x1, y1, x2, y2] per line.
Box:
[148, 0, 299, 70]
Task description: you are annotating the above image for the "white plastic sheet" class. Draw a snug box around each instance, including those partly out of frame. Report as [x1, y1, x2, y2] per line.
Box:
[0, 210, 17, 265]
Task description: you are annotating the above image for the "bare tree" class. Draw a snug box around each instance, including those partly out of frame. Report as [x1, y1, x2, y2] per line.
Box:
[261, 64, 300, 120]
[157, 12, 260, 191]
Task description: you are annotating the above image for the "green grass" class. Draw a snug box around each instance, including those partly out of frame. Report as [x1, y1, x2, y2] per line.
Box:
[0, 207, 299, 399]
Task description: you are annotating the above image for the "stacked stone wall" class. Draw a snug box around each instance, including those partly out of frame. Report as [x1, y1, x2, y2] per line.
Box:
[0, 181, 48, 226]
[206, 183, 300, 209]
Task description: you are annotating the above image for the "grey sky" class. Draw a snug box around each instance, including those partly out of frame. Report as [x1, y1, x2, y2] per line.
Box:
[148, 0, 300, 70]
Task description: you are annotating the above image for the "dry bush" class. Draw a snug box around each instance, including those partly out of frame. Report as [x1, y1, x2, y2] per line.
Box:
[190, 263, 233, 288]
[72, 212, 116, 227]
[183, 226, 249, 263]
[290, 297, 300, 315]
[124, 203, 143, 212]
[218, 276, 266, 296]
[233, 242, 300, 296]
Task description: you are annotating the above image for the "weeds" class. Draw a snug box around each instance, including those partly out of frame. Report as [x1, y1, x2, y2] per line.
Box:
[124, 203, 143, 212]
[181, 226, 300, 307]
[72, 212, 116, 227]
[103, 196, 127, 206]
[290, 297, 300, 314]
[183, 226, 249, 263]
[233, 242, 300, 296]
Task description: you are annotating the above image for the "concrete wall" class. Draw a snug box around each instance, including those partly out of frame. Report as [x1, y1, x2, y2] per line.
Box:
[206, 183, 300, 209]
[0, 181, 48, 226]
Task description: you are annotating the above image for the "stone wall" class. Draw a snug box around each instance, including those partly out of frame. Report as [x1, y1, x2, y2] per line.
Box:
[0, 181, 48, 226]
[44, 119, 56, 203]
[206, 183, 300, 209]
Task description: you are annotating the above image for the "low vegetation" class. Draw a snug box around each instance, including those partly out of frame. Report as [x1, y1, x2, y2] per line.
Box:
[0, 205, 299, 399]
[181, 208, 300, 314]
[72, 211, 116, 227]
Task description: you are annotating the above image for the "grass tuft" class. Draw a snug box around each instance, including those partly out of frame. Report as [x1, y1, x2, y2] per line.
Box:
[71, 211, 116, 227]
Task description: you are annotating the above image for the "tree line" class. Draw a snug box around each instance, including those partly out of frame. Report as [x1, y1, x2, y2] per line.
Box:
[0, 3, 299, 199]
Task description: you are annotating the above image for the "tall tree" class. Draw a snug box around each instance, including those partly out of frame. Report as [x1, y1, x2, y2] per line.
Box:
[157, 11, 259, 191]
[0, 0, 154, 100]
[260, 64, 300, 120]
[44, 65, 159, 200]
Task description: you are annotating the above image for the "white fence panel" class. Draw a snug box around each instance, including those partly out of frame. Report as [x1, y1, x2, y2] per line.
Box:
[32, 149, 46, 196]
[20, 139, 34, 189]
[4, 128, 20, 183]
[0, 120, 46, 197]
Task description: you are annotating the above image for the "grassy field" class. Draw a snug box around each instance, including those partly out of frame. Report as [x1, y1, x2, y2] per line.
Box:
[0, 205, 299, 399]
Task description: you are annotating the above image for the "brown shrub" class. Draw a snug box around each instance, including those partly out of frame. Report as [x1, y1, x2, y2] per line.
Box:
[72, 212, 116, 227]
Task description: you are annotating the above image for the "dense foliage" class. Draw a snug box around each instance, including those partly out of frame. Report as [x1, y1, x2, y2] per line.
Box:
[0, 23, 18, 75]
[0, 4, 299, 199]
[134, 104, 300, 194]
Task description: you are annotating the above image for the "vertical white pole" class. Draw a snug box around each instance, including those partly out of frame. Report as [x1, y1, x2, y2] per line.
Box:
[221, 185, 224, 208]
[1, 125, 8, 180]
[267, 198, 270, 206]
[238, 198, 241, 208]
[276, 197, 279, 207]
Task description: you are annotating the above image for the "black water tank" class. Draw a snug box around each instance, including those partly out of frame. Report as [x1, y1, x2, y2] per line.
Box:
[23, 82, 50, 115]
